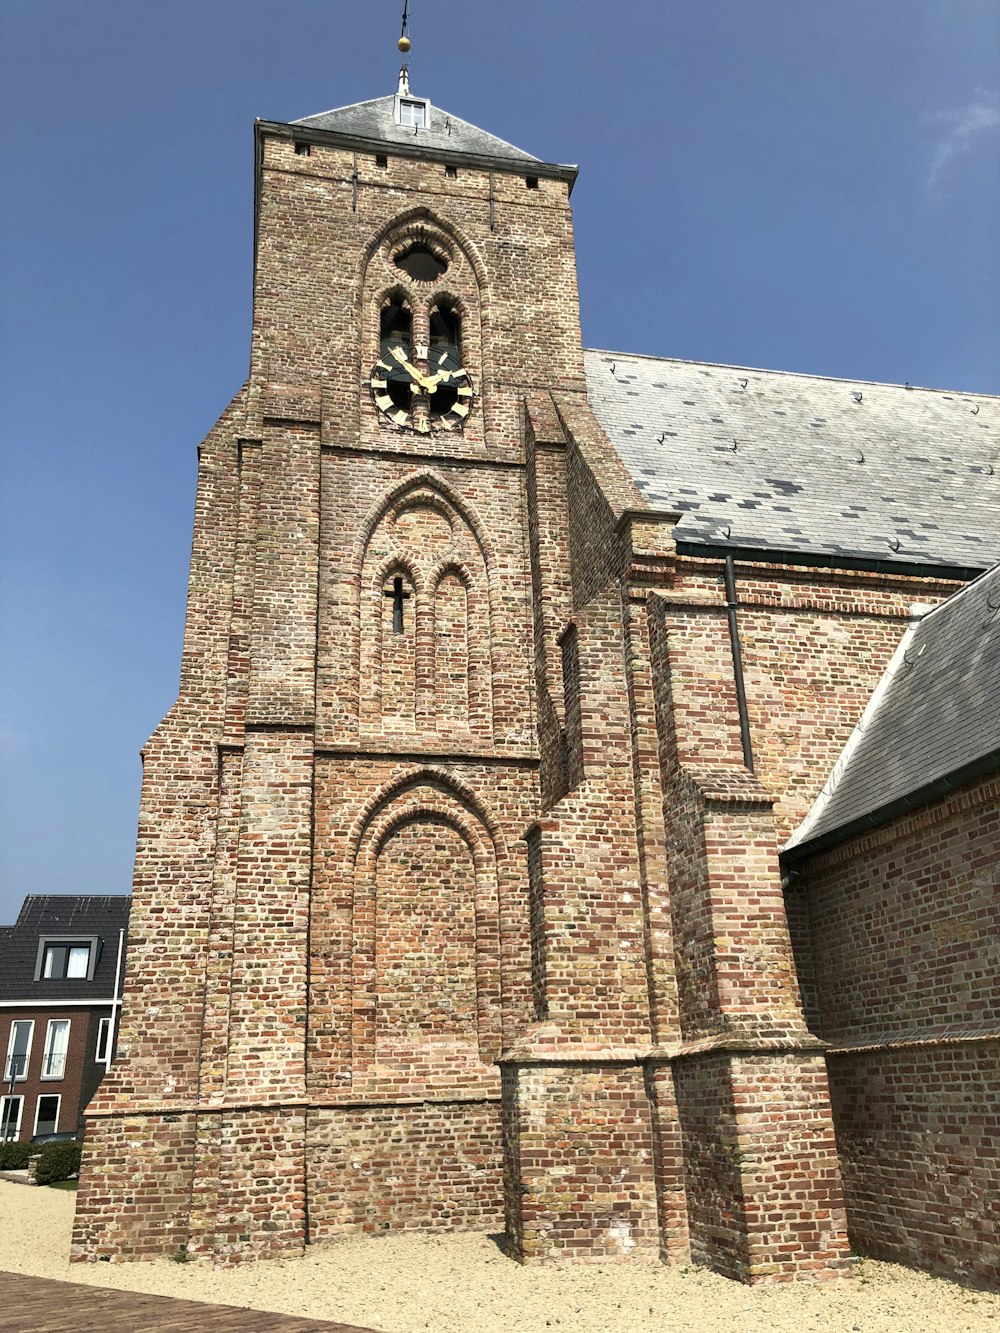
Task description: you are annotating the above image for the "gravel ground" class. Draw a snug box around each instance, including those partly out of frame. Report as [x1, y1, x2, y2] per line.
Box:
[1, 1182, 996, 1333]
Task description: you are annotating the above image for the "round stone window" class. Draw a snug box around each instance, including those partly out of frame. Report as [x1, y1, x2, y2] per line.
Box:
[394, 244, 448, 283]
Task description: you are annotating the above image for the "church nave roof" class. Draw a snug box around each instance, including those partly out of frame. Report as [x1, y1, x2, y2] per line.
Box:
[585, 349, 1000, 575]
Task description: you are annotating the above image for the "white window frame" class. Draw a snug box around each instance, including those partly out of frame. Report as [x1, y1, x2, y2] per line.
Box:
[95, 1016, 111, 1063]
[32, 1093, 61, 1138]
[41, 1018, 70, 1080]
[0, 1095, 23, 1142]
[4, 1020, 33, 1082]
[394, 95, 430, 129]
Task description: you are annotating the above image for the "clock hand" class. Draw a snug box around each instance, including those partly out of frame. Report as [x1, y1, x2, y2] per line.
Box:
[389, 347, 427, 385]
[391, 346, 447, 393]
[425, 366, 461, 390]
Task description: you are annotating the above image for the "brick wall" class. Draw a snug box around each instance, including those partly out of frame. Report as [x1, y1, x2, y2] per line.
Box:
[793, 772, 1000, 1286]
[307, 1101, 503, 1239]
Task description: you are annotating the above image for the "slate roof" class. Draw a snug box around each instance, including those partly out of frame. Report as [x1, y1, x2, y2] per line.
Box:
[0, 895, 130, 1003]
[293, 94, 542, 165]
[584, 350, 1000, 572]
[785, 563, 1000, 855]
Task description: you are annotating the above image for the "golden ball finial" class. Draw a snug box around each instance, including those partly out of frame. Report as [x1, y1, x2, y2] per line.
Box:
[398, 35, 411, 53]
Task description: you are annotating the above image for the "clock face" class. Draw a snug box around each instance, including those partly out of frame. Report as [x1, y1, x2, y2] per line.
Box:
[427, 347, 474, 431]
[370, 345, 474, 434]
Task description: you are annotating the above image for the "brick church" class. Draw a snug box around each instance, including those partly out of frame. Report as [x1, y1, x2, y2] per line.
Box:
[72, 73, 1000, 1285]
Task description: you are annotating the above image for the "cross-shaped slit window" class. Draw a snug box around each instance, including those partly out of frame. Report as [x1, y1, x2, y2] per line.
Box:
[384, 576, 412, 634]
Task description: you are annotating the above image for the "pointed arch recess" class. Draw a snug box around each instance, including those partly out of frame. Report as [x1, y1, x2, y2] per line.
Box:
[353, 471, 496, 740]
[363, 554, 422, 733]
[349, 771, 504, 1079]
[356, 206, 490, 298]
[355, 209, 489, 442]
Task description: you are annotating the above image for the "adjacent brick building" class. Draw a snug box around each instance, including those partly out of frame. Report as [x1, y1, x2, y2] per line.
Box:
[1, 896, 129, 1143]
[72, 76, 1000, 1283]
[784, 565, 1000, 1288]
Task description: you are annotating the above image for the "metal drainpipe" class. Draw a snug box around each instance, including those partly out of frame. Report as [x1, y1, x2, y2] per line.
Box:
[724, 553, 755, 773]
[106, 927, 125, 1071]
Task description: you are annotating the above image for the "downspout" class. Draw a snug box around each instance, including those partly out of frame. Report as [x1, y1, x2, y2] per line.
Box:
[106, 927, 125, 1071]
[724, 553, 755, 773]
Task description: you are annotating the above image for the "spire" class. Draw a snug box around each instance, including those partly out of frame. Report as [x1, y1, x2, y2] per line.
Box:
[397, 0, 412, 93]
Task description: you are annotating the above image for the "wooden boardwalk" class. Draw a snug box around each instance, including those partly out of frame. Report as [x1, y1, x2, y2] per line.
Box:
[0, 1272, 382, 1333]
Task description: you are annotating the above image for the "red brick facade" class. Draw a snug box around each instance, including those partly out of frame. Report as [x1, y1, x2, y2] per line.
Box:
[1, 1008, 105, 1142]
[71, 106, 991, 1285]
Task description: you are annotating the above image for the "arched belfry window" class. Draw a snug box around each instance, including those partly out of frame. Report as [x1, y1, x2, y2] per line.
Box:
[380, 297, 411, 358]
[379, 297, 413, 417]
[429, 302, 462, 422]
[429, 302, 460, 366]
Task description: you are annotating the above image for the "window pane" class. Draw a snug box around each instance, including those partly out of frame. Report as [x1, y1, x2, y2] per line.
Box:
[67, 946, 90, 978]
[35, 1096, 59, 1137]
[43, 1020, 70, 1078]
[5, 1022, 31, 1080]
[43, 946, 66, 978]
[0, 1097, 22, 1141]
[96, 1017, 111, 1062]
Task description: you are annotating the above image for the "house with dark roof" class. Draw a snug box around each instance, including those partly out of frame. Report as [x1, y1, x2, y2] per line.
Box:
[72, 69, 999, 1288]
[1, 896, 129, 1143]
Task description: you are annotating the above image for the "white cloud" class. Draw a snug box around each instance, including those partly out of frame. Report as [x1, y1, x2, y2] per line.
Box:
[924, 90, 1000, 189]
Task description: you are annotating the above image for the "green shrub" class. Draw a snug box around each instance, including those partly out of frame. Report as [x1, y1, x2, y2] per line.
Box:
[0, 1141, 34, 1170]
[34, 1139, 81, 1185]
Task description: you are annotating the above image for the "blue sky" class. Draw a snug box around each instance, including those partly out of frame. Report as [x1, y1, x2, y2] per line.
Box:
[1, 0, 998, 922]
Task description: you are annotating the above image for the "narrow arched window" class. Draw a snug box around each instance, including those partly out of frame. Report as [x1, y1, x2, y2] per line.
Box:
[380, 567, 416, 731]
[429, 302, 462, 422]
[429, 303, 461, 368]
[380, 298, 411, 357]
[378, 298, 413, 417]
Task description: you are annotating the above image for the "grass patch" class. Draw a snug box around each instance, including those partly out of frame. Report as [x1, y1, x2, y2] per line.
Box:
[46, 1178, 78, 1191]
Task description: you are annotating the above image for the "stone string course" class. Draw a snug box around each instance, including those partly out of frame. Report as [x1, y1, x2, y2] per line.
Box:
[71, 120, 996, 1288]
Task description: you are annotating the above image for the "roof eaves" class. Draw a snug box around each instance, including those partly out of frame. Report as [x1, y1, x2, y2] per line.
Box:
[256, 118, 579, 190]
[583, 347, 1000, 401]
[674, 541, 988, 584]
[784, 745, 1000, 863]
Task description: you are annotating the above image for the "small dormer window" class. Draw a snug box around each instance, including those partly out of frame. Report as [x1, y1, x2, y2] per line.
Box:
[398, 98, 427, 129]
[34, 935, 100, 982]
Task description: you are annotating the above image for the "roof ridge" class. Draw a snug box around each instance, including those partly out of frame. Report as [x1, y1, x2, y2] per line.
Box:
[909, 558, 1000, 626]
[584, 348, 1000, 400]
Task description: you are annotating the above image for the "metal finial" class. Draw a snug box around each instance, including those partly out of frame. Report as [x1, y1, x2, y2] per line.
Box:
[398, 0, 411, 52]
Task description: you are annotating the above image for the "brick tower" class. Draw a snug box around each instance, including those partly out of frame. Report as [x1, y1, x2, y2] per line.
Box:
[73, 75, 854, 1281]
